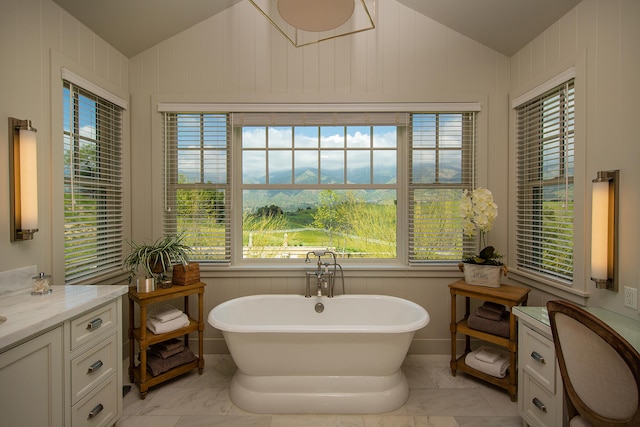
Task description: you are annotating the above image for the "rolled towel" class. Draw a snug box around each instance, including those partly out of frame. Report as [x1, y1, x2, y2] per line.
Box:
[146, 347, 197, 377]
[475, 306, 504, 321]
[465, 347, 509, 378]
[147, 313, 190, 334]
[149, 304, 184, 322]
[467, 312, 510, 338]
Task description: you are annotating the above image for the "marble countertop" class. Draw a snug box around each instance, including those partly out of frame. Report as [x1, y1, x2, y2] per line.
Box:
[0, 284, 128, 352]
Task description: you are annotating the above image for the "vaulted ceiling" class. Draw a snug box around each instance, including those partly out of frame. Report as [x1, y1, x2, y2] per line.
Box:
[52, 0, 582, 58]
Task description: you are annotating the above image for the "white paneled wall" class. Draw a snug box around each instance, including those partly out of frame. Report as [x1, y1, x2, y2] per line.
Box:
[129, 0, 511, 353]
[0, 0, 128, 279]
[509, 0, 640, 316]
[6, 0, 636, 354]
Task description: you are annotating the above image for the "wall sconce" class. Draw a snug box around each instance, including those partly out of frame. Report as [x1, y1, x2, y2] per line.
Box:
[9, 117, 38, 241]
[590, 169, 619, 291]
[248, 0, 375, 48]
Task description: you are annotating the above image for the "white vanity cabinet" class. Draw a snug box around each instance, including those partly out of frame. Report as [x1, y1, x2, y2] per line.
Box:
[0, 285, 127, 427]
[65, 299, 122, 427]
[514, 309, 564, 427]
[0, 326, 64, 426]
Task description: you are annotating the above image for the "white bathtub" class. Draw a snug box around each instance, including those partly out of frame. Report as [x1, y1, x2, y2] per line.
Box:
[208, 294, 430, 414]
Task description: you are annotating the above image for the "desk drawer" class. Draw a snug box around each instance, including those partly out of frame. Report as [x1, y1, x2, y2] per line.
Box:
[71, 375, 118, 427]
[522, 374, 560, 427]
[522, 325, 556, 393]
[71, 333, 117, 405]
[71, 301, 118, 351]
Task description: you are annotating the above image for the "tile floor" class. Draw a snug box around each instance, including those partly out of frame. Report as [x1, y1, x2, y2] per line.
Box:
[120, 354, 523, 426]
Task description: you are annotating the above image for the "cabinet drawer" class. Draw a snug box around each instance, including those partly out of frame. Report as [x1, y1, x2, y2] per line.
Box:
[71, 301, 118, 351]
[71, 333, 117, 405]
[522, 325, 556, 393]
[522, 374, 560, 427]
[71, 375, 118, 427]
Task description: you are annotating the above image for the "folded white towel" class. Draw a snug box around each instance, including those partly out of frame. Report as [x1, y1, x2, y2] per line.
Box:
[149, 304, 183, 323]
[147, 313, 190, 334]
[475, 346, 502, 364]
[465, 347, 509, 378]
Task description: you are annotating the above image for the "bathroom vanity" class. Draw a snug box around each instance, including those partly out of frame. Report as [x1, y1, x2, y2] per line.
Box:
[514, 305, 640, 427]
[0, 284, 127, 427]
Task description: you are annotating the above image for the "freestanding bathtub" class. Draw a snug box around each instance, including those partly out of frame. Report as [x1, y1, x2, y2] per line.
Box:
[208, 294, 430, 414]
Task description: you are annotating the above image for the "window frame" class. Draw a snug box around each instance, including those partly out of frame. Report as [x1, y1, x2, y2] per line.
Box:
[513, 76, 576, 286]
[159, 103, 482, 268]
[234, 121, 402, 263]
[408, 112, 478, 264]
[162, 112, 231, 263]
[62, 80, 125, 284]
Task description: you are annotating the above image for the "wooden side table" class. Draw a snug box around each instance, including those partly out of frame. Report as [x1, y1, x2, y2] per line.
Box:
[449, 279, 530, 401]
[128, 281, 206, 399]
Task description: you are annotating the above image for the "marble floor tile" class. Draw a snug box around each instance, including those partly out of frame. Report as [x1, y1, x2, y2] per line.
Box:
[120, 354, 522, 426]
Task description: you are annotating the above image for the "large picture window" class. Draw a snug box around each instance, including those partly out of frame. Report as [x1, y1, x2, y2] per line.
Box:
[63, 81, 124, 283]
[236, 112, 402, 259]
[162, 107, 478, 265]
[515, 79, 575, 283]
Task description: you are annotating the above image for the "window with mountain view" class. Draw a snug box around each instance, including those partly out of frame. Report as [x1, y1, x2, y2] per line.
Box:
[240, 122, 398, 259]
[162, 108, 478, 264]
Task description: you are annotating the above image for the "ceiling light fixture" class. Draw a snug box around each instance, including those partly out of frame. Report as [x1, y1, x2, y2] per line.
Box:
[249, 0, 375, 48]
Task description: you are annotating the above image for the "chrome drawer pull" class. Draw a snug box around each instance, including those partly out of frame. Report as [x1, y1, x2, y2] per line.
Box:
[88, 403, 103, 419]
[530, 351, 546, 364]
[87, 360, 103, 373]
[533, 397, 547, 413]
[87, 318, 103, 330]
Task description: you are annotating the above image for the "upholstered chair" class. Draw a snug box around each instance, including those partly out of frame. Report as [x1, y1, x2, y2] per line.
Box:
[547, 300, 640, 427]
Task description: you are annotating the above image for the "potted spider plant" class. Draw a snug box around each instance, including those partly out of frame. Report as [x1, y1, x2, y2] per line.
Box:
[123, 234, 191, 290]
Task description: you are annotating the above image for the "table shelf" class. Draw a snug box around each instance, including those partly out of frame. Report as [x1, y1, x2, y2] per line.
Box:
[127, 281, 206, 399]
[449, 279, 530, 402]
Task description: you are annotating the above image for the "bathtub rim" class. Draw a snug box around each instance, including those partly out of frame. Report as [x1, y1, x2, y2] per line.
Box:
[208, 293, 430, 334]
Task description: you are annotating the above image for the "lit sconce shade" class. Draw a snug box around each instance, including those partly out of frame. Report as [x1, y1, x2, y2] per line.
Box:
[8, 117, 39, 241]
[590, 170, 619, 291]
[249, 0, 375, 48]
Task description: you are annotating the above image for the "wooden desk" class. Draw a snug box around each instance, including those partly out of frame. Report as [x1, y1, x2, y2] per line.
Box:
[449, 279, 530, 401]
[128, 282, 205, 399]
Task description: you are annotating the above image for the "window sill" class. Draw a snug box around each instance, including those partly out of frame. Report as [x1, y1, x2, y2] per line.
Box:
[507, 269, 590, 306]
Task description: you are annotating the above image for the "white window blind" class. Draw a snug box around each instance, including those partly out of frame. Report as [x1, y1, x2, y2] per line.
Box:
[409, 112, 477, 262]
[515, 80, 575, 283]
[63, 81, 124, 284]
[163, 113, 231, 262]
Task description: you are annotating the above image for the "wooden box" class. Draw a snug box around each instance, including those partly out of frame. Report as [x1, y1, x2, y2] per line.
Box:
[459, 263, 504, 288]
[172, 262, 200, 285]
